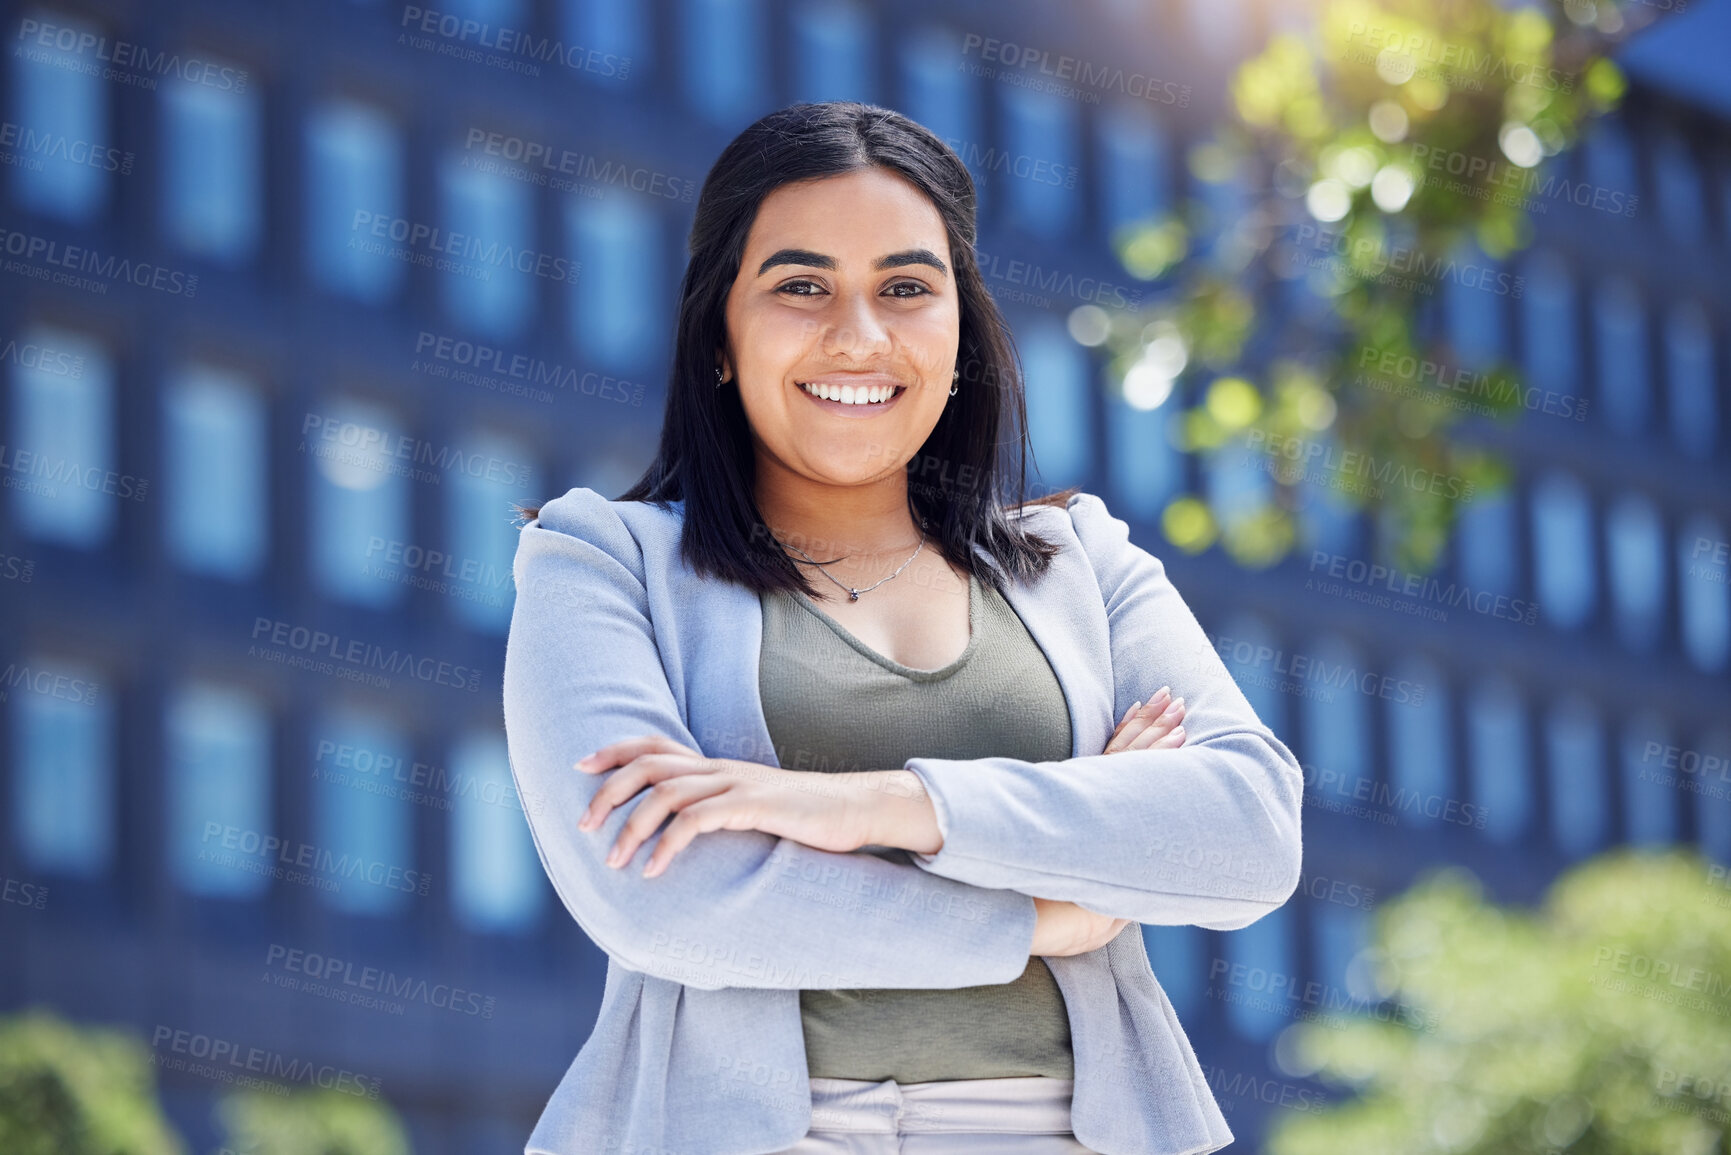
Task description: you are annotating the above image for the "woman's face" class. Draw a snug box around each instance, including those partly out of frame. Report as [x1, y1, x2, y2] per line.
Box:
[721, 166, 960, 490]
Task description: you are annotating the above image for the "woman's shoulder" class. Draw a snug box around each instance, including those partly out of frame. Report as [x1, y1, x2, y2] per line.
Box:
[528, 486, 684, 538]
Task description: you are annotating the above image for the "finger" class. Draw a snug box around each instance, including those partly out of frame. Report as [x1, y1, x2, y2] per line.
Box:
[642, 794, 754, 878]
[1125, 698, 1185, 751]
[1105, 701, 1144, 749]
[1126, 713, 1182, 751]
[1149, 725, 1187, 749]
[576, 734, 696, 774]
[582, 751, 702, 831]
[606, 774, 730, 870]
[1104, 690, 1174, 754]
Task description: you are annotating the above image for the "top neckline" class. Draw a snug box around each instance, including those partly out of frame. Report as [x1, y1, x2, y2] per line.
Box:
[784, 571, 982, 682]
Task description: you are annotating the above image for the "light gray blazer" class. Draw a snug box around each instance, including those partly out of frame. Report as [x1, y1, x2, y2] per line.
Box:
[502, 486, 1305, 1155]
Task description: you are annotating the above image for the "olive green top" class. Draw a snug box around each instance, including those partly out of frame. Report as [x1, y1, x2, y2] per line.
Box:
[757, 568, 1076, 1083]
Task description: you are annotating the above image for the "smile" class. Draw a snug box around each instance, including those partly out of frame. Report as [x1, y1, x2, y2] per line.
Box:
[799, 381, 906, 405]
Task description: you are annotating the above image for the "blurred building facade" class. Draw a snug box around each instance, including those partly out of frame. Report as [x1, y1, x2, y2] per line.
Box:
[0, 0, 1725, 1151]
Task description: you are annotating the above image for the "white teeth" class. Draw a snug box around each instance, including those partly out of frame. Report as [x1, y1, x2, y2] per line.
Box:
[801, 382, 900, 405]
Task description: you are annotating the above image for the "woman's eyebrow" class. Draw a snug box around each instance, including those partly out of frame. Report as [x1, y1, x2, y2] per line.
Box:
[756, 247, 949, 277]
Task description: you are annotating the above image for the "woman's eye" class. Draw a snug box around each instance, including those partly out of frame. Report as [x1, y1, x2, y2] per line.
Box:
[777, 279, 825, 296]
[886, 281, 930, 298]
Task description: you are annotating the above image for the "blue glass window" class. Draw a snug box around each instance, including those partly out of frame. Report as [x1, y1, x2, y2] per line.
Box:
[1105, 392, 1180, 523]
[445, 430, 532, 633]
[439, 151, 536, 340]
[307, 396, 410, 608]
[1445, 241, 1507, 368]
[166, 682, 272, 897]
[1696, 726, 1731, 866]
[898, 27, 975, 149]
[1207, 430, 1275, 549]
[1678, 513, 1730, 674]
[1531, 470, 1595, 630]
[1019, 320, 1090, 487]
[160, 59, 261, 265]
[8, 327, 116, 549]
[1620, 710, 1676, 847]
[1583, 113, 1637, 202]
[1606, 492, 1664, 653]
[680, 0, 768, 128]
[1522, 252, 1577, 399]
[450, 730, 546, 933]
[1216, 613, 1288, 736]
[1142, 925, 1204, 1018]
[1456, 489, 1518, 598]
[1296, 458, 1361, 562]
[10, 658, 111, 877]
[439, 0, 526, 23]
[1301, 635, 1370, 790]
[1221, 903, 1294, 1040]
[1001, 85, 1078, 239]
[311, 709, 414, 916]
[1311, 902, 1373, 1010]
[567, 193, 661, 368]
[305, 99, 404, 304]
[1592, 277, 1647, 434]
[1386, 656, 1451, 830]
[9, 9, 112, 222]
[1665, 302, 1717, 460]
[1544, 693, 1606, 860]
[898, 28, 983, 220]
[560, 0, 650, 81]
[163, 364, 267, 580]
[790, 0, 874, 105]
[1466, 675, 1531, 843]
[1653, 129, 1704, 243]
[1098, 104, 1172, 236]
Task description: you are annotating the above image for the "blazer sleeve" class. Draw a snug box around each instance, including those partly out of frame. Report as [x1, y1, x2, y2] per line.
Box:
[501, 487, 1038, 991]
[900, 492, 1304, 932]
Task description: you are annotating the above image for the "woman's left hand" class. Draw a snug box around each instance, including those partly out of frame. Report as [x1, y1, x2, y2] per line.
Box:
[574, 736, 882, 877]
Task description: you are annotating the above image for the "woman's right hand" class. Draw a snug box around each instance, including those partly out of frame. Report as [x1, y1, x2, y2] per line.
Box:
[1031, 686, 1188, 957]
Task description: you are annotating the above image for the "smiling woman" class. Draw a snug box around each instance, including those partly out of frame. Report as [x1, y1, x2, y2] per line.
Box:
[502, 101, 1303, 1155]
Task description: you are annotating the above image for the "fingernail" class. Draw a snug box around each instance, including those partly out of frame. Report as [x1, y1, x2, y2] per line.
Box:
[576, 753, 595, 770]
[605, 846, 621, 867]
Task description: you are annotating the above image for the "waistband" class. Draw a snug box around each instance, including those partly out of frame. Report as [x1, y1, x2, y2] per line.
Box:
[806, 1075, 1076, 1134]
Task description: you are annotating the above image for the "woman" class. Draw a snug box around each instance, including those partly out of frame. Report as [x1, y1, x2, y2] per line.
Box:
[502, 102, 1304, 1155]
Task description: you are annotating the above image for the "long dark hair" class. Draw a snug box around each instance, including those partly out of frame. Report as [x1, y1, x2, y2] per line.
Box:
[514, 100, 1077, 599]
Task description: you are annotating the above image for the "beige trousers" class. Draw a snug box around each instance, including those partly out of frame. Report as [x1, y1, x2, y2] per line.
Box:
[769, 1075, 1100, 1153]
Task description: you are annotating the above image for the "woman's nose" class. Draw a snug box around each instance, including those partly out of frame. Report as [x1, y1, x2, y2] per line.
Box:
[819, 290, 892, 360]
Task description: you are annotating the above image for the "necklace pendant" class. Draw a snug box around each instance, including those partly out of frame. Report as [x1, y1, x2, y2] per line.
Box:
[848, 590, 860, 601]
